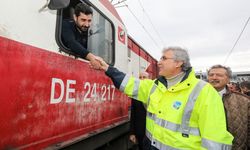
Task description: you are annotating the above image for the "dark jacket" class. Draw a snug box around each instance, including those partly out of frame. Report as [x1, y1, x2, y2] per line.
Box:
[62, 19, 89, 58]
[223, 91, 250, 150]
[130, 99, 146, 150]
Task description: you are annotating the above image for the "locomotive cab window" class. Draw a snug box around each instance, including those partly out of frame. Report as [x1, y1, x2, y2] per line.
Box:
[55, 0, 114, 65]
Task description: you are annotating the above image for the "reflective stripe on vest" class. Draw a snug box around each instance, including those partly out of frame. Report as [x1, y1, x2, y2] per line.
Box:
[202, 138, 232, 150]
[119, 75, 141, 99]
[147, 112, 200, 136]
[146, 129, 179, 150]
[146, 127, 232, 150]
[145, 84, 157, 109]
[119, 74, 130, 92]
[181, 80, 207, 136]
[120, 75, 158, 102]
[132, 78, 140, 99]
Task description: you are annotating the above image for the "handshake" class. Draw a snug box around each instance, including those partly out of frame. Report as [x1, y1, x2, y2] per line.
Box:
[89, 55, 109, 71]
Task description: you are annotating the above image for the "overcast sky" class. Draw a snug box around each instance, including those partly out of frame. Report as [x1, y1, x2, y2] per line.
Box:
[114, 0, 250, 72]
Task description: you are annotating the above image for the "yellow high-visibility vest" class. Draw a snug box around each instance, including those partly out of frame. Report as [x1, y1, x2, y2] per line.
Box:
[121, 69, 233, 149]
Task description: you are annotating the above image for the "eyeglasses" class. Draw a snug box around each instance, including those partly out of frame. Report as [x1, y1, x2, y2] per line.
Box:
[160, 56, 174, 61]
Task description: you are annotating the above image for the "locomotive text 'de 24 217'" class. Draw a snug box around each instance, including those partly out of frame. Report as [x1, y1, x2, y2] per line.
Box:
[50, 78, 115, 104]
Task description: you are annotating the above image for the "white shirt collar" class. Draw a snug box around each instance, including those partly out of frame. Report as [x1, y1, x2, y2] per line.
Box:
[218, 88, 227, 97]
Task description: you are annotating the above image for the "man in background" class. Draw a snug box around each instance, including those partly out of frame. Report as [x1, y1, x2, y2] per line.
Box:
[240, 81, 250, 96]
[227, 82, 241, 93]
[208, 64, 250, 150]
[129, 72, 149, 150]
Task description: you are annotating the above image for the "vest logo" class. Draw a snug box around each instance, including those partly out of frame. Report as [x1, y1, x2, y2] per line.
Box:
[173, 101, 182, 110]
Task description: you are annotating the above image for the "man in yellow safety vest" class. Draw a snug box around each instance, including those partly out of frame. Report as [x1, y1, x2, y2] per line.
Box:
[93, 47, 233, 149]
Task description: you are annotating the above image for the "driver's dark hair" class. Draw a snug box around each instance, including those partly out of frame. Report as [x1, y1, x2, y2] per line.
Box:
[74, 3, 93, 17]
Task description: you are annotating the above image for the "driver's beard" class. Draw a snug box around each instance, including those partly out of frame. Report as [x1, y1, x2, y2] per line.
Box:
[75, 21, 89, 32]
[80, 26, 88, 32]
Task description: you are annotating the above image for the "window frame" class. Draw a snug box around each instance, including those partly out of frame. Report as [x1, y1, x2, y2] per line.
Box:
[54, 0, 115, 66]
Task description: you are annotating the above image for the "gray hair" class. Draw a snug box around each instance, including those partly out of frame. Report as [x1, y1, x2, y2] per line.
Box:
[208, 64, 232, 79]
[163, 47, 191, 71]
